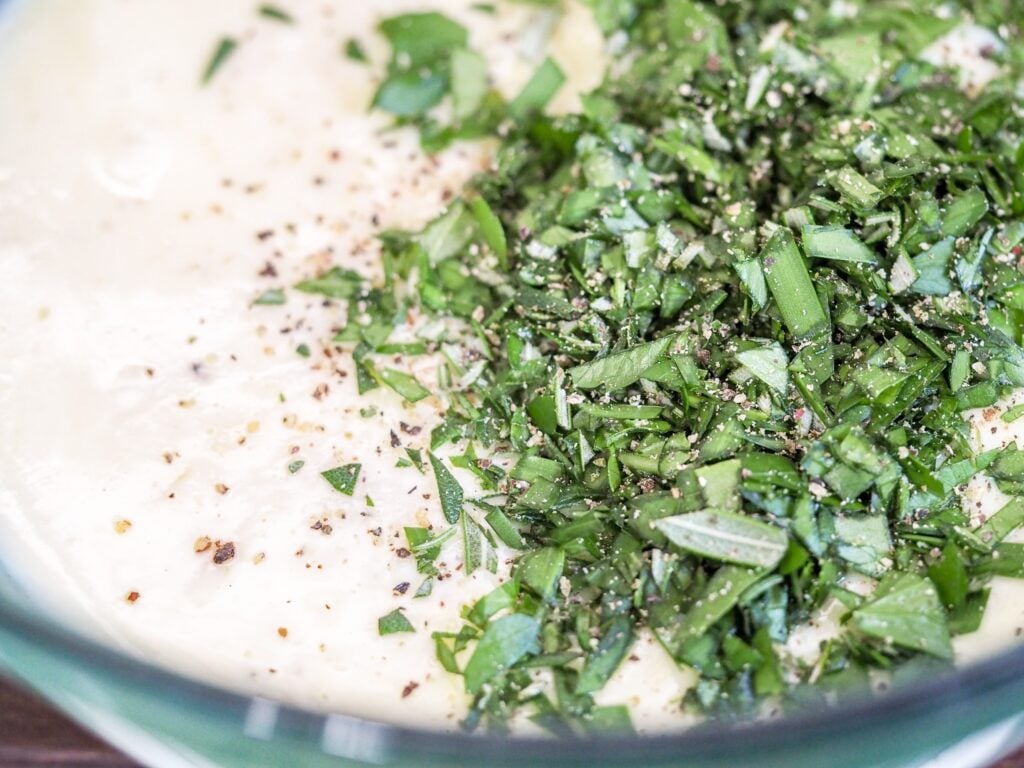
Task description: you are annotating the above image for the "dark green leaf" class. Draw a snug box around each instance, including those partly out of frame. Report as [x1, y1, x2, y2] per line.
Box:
[464, 613, 540, 693]
[760, 228, 829, 339]
[321, 464, 361, 496]
[202, 38, 238, 85]
[852, 573, 952, 659]
[569, 336, 675, 391]
[378, 609, 415, 635]
[429, 454, 464, 524]
[258, 4, 294, 23]
[656, 511, 788, 569]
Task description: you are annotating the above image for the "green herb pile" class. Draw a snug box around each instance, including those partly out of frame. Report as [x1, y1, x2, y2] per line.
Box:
[302, 0, 1024, 734]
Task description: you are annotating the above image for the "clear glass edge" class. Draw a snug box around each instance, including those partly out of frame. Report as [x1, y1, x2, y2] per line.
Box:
[0, 0, 1022, 762]
[2, 584, 1024, 764]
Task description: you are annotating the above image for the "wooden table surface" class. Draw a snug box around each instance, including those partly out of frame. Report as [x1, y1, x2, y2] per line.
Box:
[0, 676, 1022, 768]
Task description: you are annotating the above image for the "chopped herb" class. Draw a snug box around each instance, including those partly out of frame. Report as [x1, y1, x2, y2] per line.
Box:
[463, 613, 539, 694]
[374, 368, 431, 403]
[321, 464, 360, 496]
[655, 511, 788, 569]
[852, 573, 953, 659]
[295, 343, 310, 358]
[294, 267, 362, 299]
[289, 0, 1024, 733]
[1002, 404, 1024, 423]
[429, 453, 463, 524]
[507, 57, 565, 121]
[344, 38, 368, 63]
[378, 608, 415, 635]
[252, 288, 285, 306]
[369, 12, 505, 150]
[287, 460, 305, 474]
[257, 4, 293, 23]
[569, 336, 675, 391]
[202, 37, 238, 85]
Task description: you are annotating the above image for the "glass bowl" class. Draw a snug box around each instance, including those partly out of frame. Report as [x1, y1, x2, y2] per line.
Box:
[1, 2, 1023, 766]
[2, 530, 1024, 768]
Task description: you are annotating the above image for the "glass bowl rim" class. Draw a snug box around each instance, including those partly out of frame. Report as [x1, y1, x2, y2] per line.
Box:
[2, 584, 1024, 762]
[0, 0, 1022, 760]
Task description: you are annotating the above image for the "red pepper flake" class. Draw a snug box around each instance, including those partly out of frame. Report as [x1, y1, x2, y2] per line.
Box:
[126, 591, 140, 604]
[401, 681, 419, 699]
[277, 627, 289, 638]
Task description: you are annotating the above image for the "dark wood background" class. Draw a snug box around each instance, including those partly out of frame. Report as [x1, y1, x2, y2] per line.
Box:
[0, 676, 1022, 767]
